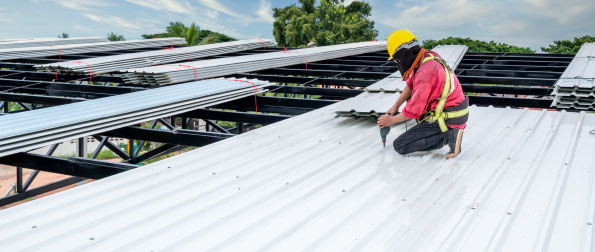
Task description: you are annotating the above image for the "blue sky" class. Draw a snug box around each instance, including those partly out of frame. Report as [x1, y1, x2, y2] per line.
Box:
[0, 0, 593, 50]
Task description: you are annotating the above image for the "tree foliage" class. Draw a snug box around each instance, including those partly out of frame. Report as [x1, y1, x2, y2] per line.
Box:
[58, 32, 69, 38]
[422, 37, 535, 53]
[273, 0, 378, 47]
[142, 22, 236, 45]
[541, 35, 595, 54]
[107, 32, 125, 41]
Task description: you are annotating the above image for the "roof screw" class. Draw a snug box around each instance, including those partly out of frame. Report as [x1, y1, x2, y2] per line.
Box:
[588, 222, 593, 226]
[285, 182, 290, 185]
[507, 212, 512, 215]
[339, 141, 342, 144]
[342, 189, 346, 192]
[31, 225, 37, 229]
[402, 198, 407, 201]
[167, 166, 171, 169]
[89, 237, 95, 241]
[212, 172, 216, 175]
[238, 187, 241, 190]
[318, 139, 322, 142]
[507, 157, 511, 160]
[236, 176, 240, 179]
[564, 162, 568, 165]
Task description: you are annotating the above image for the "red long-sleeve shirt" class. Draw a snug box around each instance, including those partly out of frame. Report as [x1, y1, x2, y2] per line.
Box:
[401, 51, 466, 129]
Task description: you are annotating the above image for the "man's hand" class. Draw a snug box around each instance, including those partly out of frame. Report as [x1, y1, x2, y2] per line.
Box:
[387, 106, 398, 116]
[377, 114, 394, 128]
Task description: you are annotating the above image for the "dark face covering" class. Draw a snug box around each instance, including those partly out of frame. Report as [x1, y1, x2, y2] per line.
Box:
[393, 45, 421, 76]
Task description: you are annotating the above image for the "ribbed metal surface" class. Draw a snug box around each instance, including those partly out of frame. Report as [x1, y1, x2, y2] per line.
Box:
[0, 78, 270, 157]
[36, 39, 276, 74]
[0, 102, 594, 251]
[0, 38, 186, 61]
[552, 43, 595, 110]
[0, 37, 108, 49]
[338, 45, 468, 117]
[119, 41, 387, 85]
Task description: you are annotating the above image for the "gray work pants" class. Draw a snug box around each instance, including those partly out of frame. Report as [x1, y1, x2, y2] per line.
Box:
[393, 121, 452, 154]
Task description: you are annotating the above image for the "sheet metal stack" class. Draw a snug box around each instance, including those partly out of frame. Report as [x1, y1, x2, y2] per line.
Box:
[0, 38, 186, 61]
[0, 78, 271, 158]
[335, 45, 468, 117]
[35, 39, 276, 74]
[551, 43, 595, 110]
[0, 37, 108, 49]
[119, 41, 387, 85]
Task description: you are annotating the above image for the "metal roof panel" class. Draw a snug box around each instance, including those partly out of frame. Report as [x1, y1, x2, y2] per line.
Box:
[0, 103, 594, 251]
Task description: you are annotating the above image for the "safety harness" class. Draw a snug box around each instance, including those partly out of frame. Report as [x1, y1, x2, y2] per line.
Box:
[420, 54, 469, 132]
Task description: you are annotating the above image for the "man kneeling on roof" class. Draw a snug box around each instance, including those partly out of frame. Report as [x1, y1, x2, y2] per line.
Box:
[377, 29, 469, 159]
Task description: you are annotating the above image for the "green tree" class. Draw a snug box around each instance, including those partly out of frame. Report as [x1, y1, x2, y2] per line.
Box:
[422, 37, 535, 53]
[142, 22, 236, 45]
[273, 0, 378, 48]
[541, 35, 595, 54]
[58, 32, 69, 38]
[107, 32, 125, 41]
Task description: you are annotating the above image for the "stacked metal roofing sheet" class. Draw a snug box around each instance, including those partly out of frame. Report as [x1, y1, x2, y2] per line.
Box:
[0, 38, 186, 61]
[1, 101, 594, 251]
[336, 45, 468, 117]
[0, 37, 108, 49]
[119, 41, 387, 85]
[0, 78, 270, 158]
[552, 43, 595, 110]
[35, 39, 276, 74]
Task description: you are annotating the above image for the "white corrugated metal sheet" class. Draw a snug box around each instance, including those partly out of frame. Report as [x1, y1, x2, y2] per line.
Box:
[0, 78, 271, 158]
[552, 43, 595, 110]
[0, 100, 594, 251]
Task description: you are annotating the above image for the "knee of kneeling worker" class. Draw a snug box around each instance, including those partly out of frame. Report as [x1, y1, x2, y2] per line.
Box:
[393, 138, 408, 154]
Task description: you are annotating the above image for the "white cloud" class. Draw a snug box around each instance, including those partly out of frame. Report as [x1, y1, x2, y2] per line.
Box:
[84, 14, 141, 29]
[196, 0, 255, 22]
[524, 0, 595, 24]
[257, 0, 275, 23]
[125, 0, 194, 15]
[73, 24, 88, 31]
[373, 0, 595, 48]
[379, 0, 488, 31]
[54, 0, 108, 11]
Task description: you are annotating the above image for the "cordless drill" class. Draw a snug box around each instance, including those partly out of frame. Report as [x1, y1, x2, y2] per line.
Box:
[379, 113, 395, 148]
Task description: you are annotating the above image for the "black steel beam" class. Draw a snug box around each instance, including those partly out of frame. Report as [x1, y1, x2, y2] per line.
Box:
[129, 144, 178, 164]
[0, 79, 141, 99]
[0, 153, 138, 179]
[179, 109, 291, 124]
[270, 85, 362, 98]
[460, 59, 569, 66]
[458, 76, 556, 86]
[231, 73, 376, 87]
[291, 63, 396, 73]
[0, 70, 123, 83]
[463, 55, 573, 62]
[465, 52, 573, 57]
[317, 58, 387, 66]
[468, 95, 552, 108]
[253, 68, 389, 80]
[462, 84, 553, 96]
[0, 177, 85, 207]
[101, 127, 234, 147]
[214, 96, 335, 115]
[456, 63, 567, 72]
[457, 69, 562, 79]
[0, 92, 86, 105]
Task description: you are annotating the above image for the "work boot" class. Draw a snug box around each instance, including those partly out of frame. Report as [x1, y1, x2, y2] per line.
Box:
[445, 128, 464, 159]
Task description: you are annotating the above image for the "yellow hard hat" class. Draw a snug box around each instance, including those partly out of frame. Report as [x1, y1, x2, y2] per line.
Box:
[387, 29, 417, 60]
